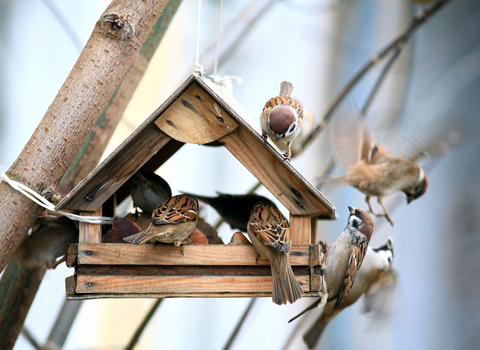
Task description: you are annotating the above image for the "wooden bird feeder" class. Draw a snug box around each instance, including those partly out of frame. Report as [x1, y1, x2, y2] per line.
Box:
[59, 74, 335, 300]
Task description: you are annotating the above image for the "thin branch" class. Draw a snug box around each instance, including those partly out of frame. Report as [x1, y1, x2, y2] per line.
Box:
[21, 327, 41, 350]
[296, 0, 452, 155]
[222, 298, 257, 350]
[125, 299, 163, 350]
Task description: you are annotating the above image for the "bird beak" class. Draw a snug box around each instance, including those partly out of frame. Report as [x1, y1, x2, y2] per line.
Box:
[275, 133, 281, 142]
[348, 205, 355, 215]
[406, 197, 413, 204]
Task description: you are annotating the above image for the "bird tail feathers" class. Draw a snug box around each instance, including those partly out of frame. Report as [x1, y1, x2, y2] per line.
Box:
[271, 255, 304, 306]
[123, 231, 151, 245]
[279, 81, 294, 97]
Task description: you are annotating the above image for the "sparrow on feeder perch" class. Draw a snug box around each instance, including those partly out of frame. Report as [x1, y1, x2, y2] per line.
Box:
[260, 81, 304, 161]
[247, 202, 304, 305]
[124, 194, 198, 246]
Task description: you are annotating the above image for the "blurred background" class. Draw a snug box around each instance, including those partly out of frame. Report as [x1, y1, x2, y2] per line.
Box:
[1, 0, 480, 349]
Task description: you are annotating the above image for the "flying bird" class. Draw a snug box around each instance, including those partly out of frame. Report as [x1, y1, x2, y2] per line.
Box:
[130, 167, 172, 214]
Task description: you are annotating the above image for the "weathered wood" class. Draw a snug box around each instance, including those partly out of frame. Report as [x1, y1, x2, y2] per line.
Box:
[219, 125, 333, 217]
[65, 276, 76, 295]
[76, 265, 309, 276]
[79, 208, 102, 243]
[66, 291, 323, 300]
[76, 243, 310, 266]
[56, 124, 172, 212]
[75, 275, 310, 294]
[311, 216, 317, 245]
[0, 0, 170, 274]
[309, 244, 324, 292]
[155, 82, 239, 144]
[66, 244, 78, 267]
[55, 75, 200, 212]
[290, 215, 312, 245]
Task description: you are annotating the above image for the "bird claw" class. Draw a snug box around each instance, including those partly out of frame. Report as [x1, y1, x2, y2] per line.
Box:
[283, 152, 291, 161]
[179, 238, 194, 256]
[261, 133, 267, 143]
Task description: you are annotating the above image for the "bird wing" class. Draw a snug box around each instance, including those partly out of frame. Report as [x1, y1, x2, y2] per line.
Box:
[333, 243, 368, 310]
[152, 195, 198, 225]
[331, 104, 392, 170]
[249, 205, 291, 254]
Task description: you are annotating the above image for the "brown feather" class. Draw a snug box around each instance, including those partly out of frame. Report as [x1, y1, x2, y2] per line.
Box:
[152, 195, 198, 225]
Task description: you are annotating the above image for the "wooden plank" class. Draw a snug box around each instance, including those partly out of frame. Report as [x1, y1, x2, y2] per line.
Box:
[311, 216, 317, 244]
[155, 82, 238, 144]
[79, 207, 102, 243]
[219, 125, 334, 217]
[55, 75, 198, 212]
[75, 275, 310, 294]
[66, 291, 324, 300]
[309, 244, 322, 292]
[65, 276, 76, 295]
[290, 215, 311, 245]
[66, 244, 78, 267]
[76, 243, 310, 266]
[76, 265, 310, 277]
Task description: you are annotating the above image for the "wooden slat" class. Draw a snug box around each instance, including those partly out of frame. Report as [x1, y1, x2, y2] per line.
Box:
[155, 82, 238, 144]
[290, 215, 311, 245]
[79, 207, 102, 243]
[55, 75, 198, 212]
[219, 125, 333, 217]
[75, 275, 310, 294]
[309, 244, 324, 292]
[76, 243, 310, 266]
[66, 291, 323, 300]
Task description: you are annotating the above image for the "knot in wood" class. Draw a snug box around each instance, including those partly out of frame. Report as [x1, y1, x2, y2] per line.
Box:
[98, 14, 134, 40]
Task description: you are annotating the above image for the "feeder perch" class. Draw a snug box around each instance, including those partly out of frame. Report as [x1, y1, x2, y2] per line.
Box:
[58, 74, 335, 300]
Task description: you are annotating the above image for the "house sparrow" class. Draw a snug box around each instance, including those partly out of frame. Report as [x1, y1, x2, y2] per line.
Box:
[328, 108, 428, 225]
[260, 81, 304, 160]
[123, 194, 198, 246]
[289, 206, 374, 322]
[302, 237, 395, 349]
[130, 167, 172, 214]
[247, 202, 304, 305]
[15, 216, 78, 269]
[182, 192, 272, 232]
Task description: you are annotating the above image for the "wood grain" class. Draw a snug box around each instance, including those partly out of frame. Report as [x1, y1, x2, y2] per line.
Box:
[155, 82, 238, 144]
[220, 126, 333, 217]
[290, 215, 312, 245]
[75, 275, 310, 294]
[79, 208, 102, 243]
[76, 243, 310, 266]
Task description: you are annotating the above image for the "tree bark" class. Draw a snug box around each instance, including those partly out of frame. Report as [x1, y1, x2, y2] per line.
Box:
[0, 0, 169, 273]
[59, 0, 184, 195]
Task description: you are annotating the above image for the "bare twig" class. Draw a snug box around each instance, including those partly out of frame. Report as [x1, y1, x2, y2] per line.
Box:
[296, 0, 452, 155]
[21, 327, 41, 350]
[222, 299, 257, 350]
[125, 299, 164, 350]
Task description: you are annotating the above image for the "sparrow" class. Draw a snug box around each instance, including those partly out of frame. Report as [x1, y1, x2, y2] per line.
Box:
[182, 192, 272, 232]
[260, 81, 304, 160]
[288, 206, 374, 322]
[15, 216, 79, 269]
[123, 194, 198, 246]
[247, 202, 304, 305]
[302, 237, 395, 349]
[327, 108, 428, 225]
[130, 167, 172, 214]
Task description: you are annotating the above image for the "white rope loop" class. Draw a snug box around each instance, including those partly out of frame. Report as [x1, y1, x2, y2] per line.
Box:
[0, 172, 112, 224]
[194, 0, 204, 76]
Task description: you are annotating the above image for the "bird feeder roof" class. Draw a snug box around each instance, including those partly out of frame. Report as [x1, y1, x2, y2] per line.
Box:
[56, 74, 335, 219]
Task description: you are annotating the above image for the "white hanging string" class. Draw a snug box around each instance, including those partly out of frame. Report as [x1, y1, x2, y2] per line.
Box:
[194, 0, 205, 76]
[213, 0, 223, 76]
[0, 172, 113, 224]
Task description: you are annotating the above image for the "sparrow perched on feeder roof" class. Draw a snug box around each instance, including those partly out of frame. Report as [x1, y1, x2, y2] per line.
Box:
[326, 107, 428, 226]
[260, 81, 304, 160]
[15, 216, 79, 269]
[124, 194, 198, 246]
[182, 192, 273, 232]
[289, 206, 374, 322]
[302, 237, 395, 349]
[130, 167, 172, 214]
[247, 202, 304, 305]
